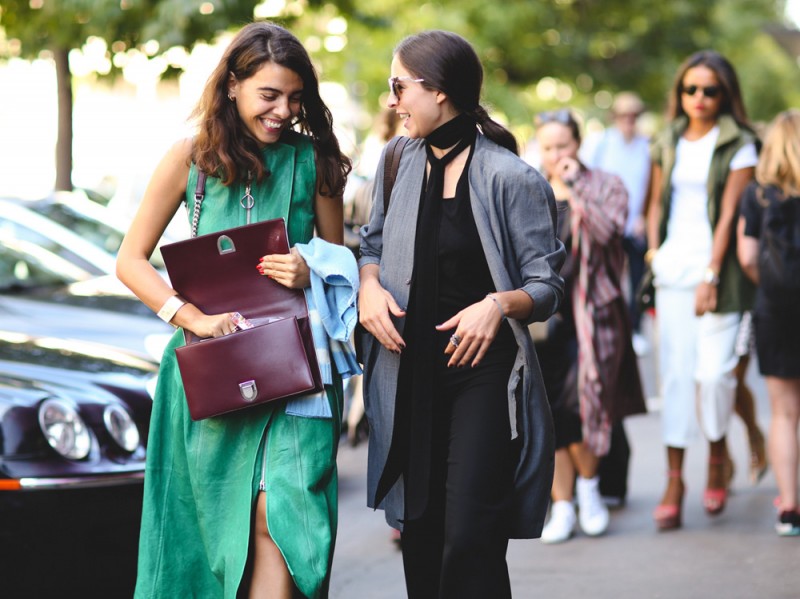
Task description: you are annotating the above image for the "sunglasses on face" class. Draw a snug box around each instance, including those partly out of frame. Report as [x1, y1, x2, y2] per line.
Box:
[535, 109, 574, 127]
[388, 76, 425, 98]
[682, 84, 721, 99]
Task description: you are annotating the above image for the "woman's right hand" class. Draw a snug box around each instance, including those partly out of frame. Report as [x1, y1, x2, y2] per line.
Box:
[182, 311, 240, 339]
[358, 277, 406, 353]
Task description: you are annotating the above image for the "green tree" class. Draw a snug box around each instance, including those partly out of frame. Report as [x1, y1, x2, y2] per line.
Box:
[289, 0, 800, 137]
[0, 0, 256, 190]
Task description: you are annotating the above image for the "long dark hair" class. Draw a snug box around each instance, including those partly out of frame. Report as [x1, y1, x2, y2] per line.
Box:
[394, 30, 518, 155]
[192, 21, 351, 196]
[666, 50, 753, 132]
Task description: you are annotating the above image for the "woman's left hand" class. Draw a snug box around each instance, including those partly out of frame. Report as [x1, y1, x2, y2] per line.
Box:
[694, 281, 718, 316]
[257, 247, 310, 289]
[436, 296, 504, 368]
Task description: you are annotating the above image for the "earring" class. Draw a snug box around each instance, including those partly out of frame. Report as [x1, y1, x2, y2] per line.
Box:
[228, 93, 235, 101]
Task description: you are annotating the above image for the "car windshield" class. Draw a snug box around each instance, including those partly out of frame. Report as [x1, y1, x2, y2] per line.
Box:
[34, 203, 125, 256]
[0, 239, 87, 292]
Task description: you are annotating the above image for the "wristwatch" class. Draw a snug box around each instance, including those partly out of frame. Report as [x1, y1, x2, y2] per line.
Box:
[703, 267, 720, 286]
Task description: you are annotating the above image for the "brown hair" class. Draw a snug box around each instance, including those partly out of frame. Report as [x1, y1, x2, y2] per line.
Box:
[666, 50, 753, 133]
[756, 109, 800, 197]
[394, 30, 518, 155]
[191, 21, 351, 196]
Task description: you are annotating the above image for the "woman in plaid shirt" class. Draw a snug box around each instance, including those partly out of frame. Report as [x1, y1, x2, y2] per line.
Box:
[535, 109, 646, 543]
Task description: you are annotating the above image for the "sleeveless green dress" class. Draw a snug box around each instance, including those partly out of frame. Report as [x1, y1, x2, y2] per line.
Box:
[135, 131, 343, 599]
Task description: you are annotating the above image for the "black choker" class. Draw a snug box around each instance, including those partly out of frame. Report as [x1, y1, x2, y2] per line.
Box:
[425, 113, 475, 149]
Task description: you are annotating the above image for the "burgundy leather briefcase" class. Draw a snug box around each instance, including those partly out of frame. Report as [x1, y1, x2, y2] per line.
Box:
[160, 218, 323, 421]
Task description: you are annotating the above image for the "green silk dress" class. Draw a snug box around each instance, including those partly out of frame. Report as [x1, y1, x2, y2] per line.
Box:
[135, 131, 343, 599]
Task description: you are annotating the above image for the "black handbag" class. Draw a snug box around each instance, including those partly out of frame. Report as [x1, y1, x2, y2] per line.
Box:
[160, 173, 323, 420]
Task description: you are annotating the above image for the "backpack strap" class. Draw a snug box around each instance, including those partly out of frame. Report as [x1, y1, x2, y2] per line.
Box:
[382, 135, 410, 215]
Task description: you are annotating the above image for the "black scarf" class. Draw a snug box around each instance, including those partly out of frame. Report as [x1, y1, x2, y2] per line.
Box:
[379, 113, 477, 519]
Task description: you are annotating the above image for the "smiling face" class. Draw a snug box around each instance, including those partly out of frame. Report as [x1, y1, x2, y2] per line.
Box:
[386, 55, 454, 139]
[228, 61, 303, 147]
[536, 122, 580, 178]
[680, 65, 723, 124]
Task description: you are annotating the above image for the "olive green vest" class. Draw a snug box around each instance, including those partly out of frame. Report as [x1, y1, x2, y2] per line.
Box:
[651, 114, 757, 313]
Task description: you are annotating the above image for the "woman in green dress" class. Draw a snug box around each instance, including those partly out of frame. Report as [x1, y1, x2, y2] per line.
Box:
[116, 22, 351, 598]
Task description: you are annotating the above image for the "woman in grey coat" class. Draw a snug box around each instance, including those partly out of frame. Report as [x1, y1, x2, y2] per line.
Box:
[358, 30, 565, 598]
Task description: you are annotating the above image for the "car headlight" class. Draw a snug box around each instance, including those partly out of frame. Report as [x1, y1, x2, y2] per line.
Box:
[38, 399, 92, 460]
[103, 404, 140, 452]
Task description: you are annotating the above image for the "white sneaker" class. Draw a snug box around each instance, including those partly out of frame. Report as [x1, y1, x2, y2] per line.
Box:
[632, 333, 649, 357]
[541, 500, 576, 544]
[576, 476, 610, 536]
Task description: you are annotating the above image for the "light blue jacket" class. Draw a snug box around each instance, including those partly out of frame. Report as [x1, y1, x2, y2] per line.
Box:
[286, 238, 361, 418]
[358, 134, 565, 538]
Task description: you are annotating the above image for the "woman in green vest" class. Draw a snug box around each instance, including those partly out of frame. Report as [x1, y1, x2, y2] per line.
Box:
[646, 50, 757, 531]
[117, 22, 351, 598]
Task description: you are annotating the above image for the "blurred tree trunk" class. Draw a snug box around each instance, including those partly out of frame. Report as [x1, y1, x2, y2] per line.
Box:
[54, 46, 73, 191]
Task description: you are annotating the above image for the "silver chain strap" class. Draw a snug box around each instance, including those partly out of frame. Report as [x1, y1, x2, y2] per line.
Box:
[191, 171, 253, 237]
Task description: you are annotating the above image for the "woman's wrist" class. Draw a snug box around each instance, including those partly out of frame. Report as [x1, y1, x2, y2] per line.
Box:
[703, 266, 720, 286]
[644, 248, 658, 266]
[485, 293, 506, 321]
[157, 294, 186, 327]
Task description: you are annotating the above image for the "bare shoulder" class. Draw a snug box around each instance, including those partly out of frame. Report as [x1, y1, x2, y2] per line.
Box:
[167, 137, 194, 165]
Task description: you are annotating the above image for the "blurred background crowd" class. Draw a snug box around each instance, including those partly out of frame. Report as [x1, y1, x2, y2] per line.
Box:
[2, 1, 800, 595]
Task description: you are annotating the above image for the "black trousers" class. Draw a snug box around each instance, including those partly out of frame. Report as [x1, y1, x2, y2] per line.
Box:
[623, 234, 647, 332]
[597, 420, 631, 501]
[400, 348, 518, 599]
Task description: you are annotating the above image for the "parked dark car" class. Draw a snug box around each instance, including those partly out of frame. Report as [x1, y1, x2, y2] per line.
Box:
[0, 329, 157, 595]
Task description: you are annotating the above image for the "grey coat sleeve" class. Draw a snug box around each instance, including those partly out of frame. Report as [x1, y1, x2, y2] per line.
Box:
[511, 169, 566, 324]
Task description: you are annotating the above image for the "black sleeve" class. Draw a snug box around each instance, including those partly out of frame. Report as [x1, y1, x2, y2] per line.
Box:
[739, 181, 762, 239]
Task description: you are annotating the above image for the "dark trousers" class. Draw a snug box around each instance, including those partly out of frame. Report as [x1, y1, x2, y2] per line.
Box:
[401, 350, 518, 599]
[623, 234, 647, 332]
[597, 420, 631, 501]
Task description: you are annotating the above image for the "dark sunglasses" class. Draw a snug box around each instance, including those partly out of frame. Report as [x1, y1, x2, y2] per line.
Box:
[535, 109, 574, 127]
[682, 85, 721, 99]
[388, 76, 425, 98]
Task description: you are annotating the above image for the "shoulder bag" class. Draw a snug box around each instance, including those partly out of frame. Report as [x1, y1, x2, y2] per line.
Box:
[160, 172, 323, 421]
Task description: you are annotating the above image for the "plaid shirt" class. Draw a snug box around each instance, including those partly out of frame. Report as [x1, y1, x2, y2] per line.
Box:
[569, 168, 628, 455]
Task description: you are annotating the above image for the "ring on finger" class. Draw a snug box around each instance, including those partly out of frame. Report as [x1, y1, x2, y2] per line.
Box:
[450, 334, 462, 348]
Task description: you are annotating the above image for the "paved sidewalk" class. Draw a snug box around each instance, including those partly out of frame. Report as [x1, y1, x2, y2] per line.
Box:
[330, 316, 798, 598]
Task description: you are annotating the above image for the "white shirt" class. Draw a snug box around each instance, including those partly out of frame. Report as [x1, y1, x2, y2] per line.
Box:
[653, 126, 757, 288]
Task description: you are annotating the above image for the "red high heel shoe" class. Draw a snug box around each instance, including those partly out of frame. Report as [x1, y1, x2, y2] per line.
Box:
[703, 455, 729, 516]
[653, 470, 684, 531]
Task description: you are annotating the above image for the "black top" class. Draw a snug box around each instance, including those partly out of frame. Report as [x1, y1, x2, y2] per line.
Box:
[739, 181, 800, 314]
[437, 143, 515, 353]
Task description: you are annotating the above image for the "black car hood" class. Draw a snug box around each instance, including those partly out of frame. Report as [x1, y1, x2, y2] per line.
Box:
[0, 331, 156, 407]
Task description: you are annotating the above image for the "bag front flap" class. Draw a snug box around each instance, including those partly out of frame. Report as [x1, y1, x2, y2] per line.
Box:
[175, 316, 321, 420]
[161, 218, 309, 322]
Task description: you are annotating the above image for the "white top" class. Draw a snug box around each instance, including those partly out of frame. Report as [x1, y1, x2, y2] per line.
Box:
[580, 127, 651, 236]
[652, 125, 758, 288]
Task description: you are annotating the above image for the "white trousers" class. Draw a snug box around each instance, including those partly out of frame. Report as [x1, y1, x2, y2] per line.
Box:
[656, 287, 741, 447]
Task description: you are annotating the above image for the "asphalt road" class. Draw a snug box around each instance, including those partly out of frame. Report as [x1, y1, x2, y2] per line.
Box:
[330, 314, 799, 599]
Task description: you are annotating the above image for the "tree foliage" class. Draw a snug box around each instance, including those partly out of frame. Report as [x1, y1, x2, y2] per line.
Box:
[0, 0, 798, 187]
[288, 0, 800, 132]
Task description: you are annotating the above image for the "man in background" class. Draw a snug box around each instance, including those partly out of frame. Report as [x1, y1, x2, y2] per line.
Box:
[581, 92, 651, 356]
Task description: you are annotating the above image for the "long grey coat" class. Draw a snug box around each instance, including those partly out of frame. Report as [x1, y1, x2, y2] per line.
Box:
[358, 134, 565, 538]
